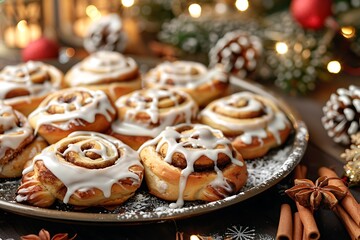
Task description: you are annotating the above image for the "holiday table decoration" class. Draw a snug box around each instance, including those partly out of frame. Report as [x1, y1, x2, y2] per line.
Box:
[341, 132, 360, 186]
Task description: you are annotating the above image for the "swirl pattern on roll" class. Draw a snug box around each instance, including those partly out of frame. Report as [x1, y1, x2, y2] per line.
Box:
[16, 131, 144, 207]
[110, 87, 198, 149]
[28, 88, 116, 144]
[0, 102, 47, 178]
[0, 61, 63, 115]
[199, 91, 291, 159]
[65, 51, 139, 86]
[139, 124, 247, 208]
[143, 61, 229, 106]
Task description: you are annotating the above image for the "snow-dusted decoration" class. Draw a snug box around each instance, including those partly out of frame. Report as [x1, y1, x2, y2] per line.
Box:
[225, 225, 256, 240]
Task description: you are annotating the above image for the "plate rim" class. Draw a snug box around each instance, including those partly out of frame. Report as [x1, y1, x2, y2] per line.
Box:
[0, 77, 309, 223]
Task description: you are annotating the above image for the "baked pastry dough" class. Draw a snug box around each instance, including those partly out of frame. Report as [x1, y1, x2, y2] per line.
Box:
[199, 91, 292, 159]
[16, 131, 144, 208]
[0, 61, 63, 116]
[109, 87, 198, 150]
[64, 51, 141, 101]
[28, 88, 116, 144]
[138, 124, 247, 208]
[0, 103, 47, 178]
[143, 61, 230, 107]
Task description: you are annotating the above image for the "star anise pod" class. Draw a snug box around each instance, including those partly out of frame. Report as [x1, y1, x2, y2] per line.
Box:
[21, 229, 77, 240]
[285, 176, 347, 211]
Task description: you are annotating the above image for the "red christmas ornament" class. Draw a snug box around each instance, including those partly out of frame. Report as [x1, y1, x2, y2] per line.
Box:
[290, 0, 332, 29]
[22, 37, 60, 62]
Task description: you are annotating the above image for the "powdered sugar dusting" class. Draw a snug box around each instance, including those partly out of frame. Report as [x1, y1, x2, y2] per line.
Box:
[0, 122, 307, 222]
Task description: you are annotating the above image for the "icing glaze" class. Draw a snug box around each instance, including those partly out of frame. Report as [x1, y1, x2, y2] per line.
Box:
[0, 61, 62, 101]
[200, 91, 289, 145]
[144, 61, 228, 89]
[111, 88, 198, 137]
[22, 131, 143, 204]
[0, 103, 33, 159]
[66, 51, 138, 86]
[139, 124, 244, 208]
[29, 88, 116, 132]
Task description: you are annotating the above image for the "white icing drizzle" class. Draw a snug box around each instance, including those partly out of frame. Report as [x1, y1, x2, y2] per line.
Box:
[0, 103, 33, 159]
[67, 51, 138, 86]
[139, 124, 244, 208]
[144, 61, 228, 89]
[22, 131, 143, 204]
[200, 91, 289, 145]
[29, 88, 115, 132]
[0, 61, 62, 100]
[111, 88, 197, 137]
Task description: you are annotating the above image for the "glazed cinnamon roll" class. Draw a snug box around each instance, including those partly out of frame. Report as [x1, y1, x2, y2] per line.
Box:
[199, 92, 292, 159]
[16, 131, 144, 208]
[28, 88, 116, 144]
[64, 51, 141, 101]
[109, 87, 198, 150]
[138, 124, 247, 208]
[0, 61, 63, 116]
[143, 61, 230, 107]
[0, 103, 47, 178]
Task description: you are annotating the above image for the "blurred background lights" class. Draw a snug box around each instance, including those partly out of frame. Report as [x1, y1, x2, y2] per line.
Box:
[188, 3, 202, 18]
[121, 0, 135, 8]
[235, 0, 249, 11]
[341, 26, 356, 39]
[86, 5, 101, 21]
[190, 235, 200, 240]
[327, 60, 341, 74]
[275, 42, 288, 54]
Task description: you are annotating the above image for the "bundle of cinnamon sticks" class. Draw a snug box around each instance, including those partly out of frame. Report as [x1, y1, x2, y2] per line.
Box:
[276, 165, 360, 240]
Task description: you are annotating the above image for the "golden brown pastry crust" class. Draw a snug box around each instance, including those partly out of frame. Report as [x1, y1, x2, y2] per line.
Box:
[138, 124, 247, 205]
[199, 91, 292, 159]
[0, 103, 47, 178]
[16, 131, 144, 208]
[143, 61, 230, 107]
[0, 61, 63, 116]
[28, 88, 116, 144]
[108, 87, 198, 150]
[64, 51, 141, 101]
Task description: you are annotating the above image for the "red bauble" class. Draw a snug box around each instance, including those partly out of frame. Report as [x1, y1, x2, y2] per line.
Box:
[290, 0, 332, 29]
[22, 37, 59, 61]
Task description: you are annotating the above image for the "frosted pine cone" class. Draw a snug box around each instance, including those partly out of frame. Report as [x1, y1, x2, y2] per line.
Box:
[322, 85, 360, 145]
[84, 14, 127, 53]
[209, 30, 262, 79]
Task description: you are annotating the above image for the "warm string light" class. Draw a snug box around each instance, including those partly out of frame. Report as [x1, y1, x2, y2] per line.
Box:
[275, 42, 288, 54]
[327, 60, 341, 74]
[86, 5, 102, 21]
[190, 235, 200, 240]
[121, 0, 135, 8]
[188, 3, 202, 18]
[235, 0, 249, 11]
[341, 26, 356, 39]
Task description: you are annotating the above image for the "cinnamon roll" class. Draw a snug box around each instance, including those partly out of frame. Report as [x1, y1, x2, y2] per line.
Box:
[0, 61, 63, 116]
[0, 103, 47, 178]
[64, 51, 141, 101]
[138, 124, 247, 208]
[143, 61, 230, 107]
[16, 131, 144, 208]
[109, 87, 198, 150]
[28, 88, 116, 144]
[199, 91, 292, 159]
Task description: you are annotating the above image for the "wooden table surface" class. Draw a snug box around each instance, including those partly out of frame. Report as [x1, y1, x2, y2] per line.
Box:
[0, 58, 359, 240]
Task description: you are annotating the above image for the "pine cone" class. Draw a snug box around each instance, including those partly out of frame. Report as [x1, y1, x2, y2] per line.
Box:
[209, 30, 262, 79]
[322, 85, 360, 145]
[84, 14, 127, 53]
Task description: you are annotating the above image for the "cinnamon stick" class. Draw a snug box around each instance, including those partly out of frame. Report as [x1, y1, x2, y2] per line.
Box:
[296, 202, 320, 240]
[318, 167, 360, 226]
[293, 165, 320, 240]
[293, 212, 303, 240]
[335, 205, 360, 240]
[276, 204, 293, 240]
